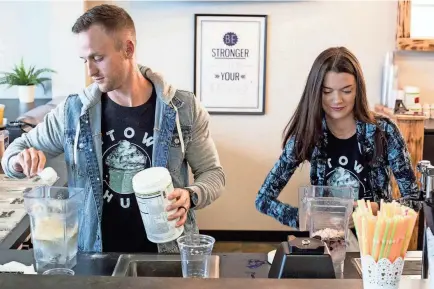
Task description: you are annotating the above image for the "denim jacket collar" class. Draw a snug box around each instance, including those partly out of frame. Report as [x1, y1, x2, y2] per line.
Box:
[77, 65, 182, 111]
[73, 65, 187, 168]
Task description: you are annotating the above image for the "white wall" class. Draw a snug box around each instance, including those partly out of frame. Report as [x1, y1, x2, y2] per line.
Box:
[0, 0, 400, 231]
[396, 0, 434, 104]
[0, 1, 85, 99]
[395, 52, 434, 104]
[113, 1, 398, 230]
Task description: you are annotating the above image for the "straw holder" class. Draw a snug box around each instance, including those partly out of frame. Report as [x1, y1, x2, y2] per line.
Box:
[360, 255, 404, 289]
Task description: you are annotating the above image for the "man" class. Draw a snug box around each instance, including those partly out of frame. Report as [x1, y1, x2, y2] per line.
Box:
[1, 4, 225, 253]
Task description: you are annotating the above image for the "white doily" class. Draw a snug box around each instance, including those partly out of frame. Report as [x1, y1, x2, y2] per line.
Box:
[360, 255, 404, 289]
[427, 228, 434, 287]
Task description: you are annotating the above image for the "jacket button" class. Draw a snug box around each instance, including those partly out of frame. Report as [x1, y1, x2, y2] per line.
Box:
[79, 143, 84, 149]
[175, 138, 179, 144]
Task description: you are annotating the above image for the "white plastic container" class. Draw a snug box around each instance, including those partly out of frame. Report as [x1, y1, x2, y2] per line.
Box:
[404, 86, 420, 107]
[132, 167, 184, 244]
[408, 103, 422, 114]
[396, 90, 405, 101]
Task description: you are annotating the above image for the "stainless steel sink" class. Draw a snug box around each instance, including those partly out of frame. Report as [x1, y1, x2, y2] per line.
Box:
[112, 254, 220, 278]
[352, 251, 422, 279]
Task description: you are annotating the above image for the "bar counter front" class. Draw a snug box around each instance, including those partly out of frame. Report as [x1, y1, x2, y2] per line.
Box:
[0, 249, 430, 289]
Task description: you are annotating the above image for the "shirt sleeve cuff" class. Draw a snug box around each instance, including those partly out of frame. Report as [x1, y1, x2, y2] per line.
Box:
[6, 155, 26, 179]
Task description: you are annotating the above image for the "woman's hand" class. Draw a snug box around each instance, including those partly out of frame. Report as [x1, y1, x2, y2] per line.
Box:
[350, 201, 379, 228]
[370, 202, 379, 215]
[353, 200, 379, 215]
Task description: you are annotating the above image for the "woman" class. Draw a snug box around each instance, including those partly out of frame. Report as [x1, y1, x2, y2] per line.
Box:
[255, 47, 419, 228]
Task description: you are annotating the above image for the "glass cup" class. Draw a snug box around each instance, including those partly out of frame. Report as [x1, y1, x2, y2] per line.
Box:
[177, 234, 215, 278]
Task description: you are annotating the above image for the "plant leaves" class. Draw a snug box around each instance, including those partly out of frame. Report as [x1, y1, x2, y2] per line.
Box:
[33, 68, 56, 78]
[0, 58, 55, 88]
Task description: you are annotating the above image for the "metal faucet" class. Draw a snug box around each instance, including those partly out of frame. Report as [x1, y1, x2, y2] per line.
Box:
[416, 160, 434, 279]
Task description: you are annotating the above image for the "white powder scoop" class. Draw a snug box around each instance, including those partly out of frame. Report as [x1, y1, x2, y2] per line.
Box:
[36, 167, 58, 184]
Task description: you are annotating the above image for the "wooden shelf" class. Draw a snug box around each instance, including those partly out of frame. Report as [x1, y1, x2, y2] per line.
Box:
[374, 104, 428, 121]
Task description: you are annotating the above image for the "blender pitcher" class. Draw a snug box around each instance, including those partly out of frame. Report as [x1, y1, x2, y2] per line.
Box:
[298, 185, 354, 231]
[307, 197, 354, 274]
[23, 186, 83, 274]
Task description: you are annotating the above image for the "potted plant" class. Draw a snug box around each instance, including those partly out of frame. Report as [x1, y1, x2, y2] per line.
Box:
[0, 58, 56, 103]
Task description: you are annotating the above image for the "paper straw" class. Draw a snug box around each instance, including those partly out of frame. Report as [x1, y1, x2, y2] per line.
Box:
[385, 216, 399, 261]
[357, 200, 363, 214]
[367, 200, 373, 215]
[389, 217, 407, 262]
[378, 218, 392, 260]
[362, 216, 369, 256]
[353, 212, 361, 237]
[353, 199, 418, 263]
[372, 216, 385, 261]
[387, 217, 400, 262]
[353, 212, 364, 254]
[401, 211, 418, 256]
[358, 199, 367, 213]
[394, 202, 401, 215]
[367, 215, 376, 256]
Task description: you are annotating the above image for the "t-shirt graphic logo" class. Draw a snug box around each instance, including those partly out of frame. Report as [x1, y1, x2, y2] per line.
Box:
[103, 140, 151, 208]
[326, 167, 365, 201]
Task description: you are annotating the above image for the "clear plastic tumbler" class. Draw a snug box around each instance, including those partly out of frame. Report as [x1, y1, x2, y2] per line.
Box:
[177, 234, 215, 278]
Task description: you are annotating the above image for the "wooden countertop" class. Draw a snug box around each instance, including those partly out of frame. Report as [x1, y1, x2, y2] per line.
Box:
[374, 105, 428, 121]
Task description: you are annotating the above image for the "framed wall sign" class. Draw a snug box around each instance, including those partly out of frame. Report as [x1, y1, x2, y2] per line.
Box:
[194, 14, 267, 115]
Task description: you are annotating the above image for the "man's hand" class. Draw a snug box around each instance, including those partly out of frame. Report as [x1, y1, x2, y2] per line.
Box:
[13, 148, 46, 177]
[167, 188, 191, 227]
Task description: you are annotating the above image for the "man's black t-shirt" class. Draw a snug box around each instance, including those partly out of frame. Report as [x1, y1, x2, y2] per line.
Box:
[101, 89, 158, 253]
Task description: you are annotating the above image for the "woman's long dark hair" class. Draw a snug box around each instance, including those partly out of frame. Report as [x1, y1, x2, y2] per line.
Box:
[282, 47, 383, 161]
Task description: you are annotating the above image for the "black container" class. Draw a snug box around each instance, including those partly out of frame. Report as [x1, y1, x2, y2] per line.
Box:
[268, 236, 336, 279]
